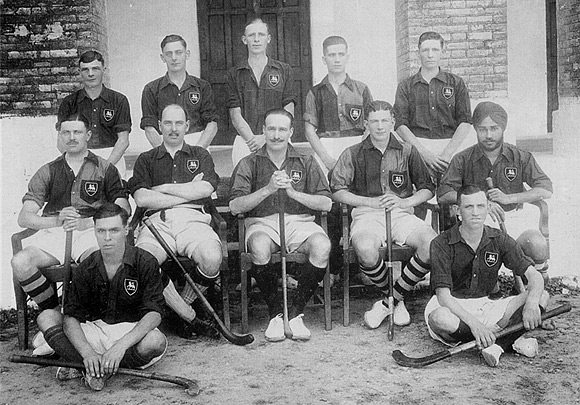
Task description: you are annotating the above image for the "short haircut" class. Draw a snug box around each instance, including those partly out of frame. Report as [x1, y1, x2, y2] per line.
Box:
[322, 36, 348, 54]
[264, 108, 294, 128]
[456, 184, 485, 205]
[57, 113, 90, 131]
[418, 31, 444, 48]
[79, 50, 104, 66]
[160, 103, 189, 121]
[93, 202, 129, 226]
[245, 18, 269, 34]
[364, 100, 394, 118]
[161, 34, 187, 50]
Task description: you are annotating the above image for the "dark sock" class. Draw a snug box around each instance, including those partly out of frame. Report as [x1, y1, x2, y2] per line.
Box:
[290, 263, 326, 317]
[120, 345, 150, 368]
[252, 263, 282, 318]
[448, 320, 475, 343]
[44, 325, 83, 363]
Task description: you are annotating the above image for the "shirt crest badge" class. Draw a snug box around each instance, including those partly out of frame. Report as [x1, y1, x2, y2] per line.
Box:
[84, 181, 98, 196]
[290, 170, 303, 184]
[392, 173, 405, 188]
[103, 109, 115, 122]
[484, 251, 499, 267]
[504, 167, 517, 182]
[442, 87, 454, 99]
[188, 92, 200, 105]
[124, 279, 138, 296]
[349, 107, 362, 122]
[268, 74, 280, 87]
[187, 159, 199, 173]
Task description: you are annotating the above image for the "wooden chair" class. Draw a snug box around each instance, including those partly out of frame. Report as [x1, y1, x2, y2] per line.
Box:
[236, 212, 332, 334]
[340, 203, 440, 327]
[11, 230, 75, 350]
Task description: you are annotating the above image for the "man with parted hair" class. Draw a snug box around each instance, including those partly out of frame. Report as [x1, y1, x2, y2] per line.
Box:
[141, 34, 219, 149]
[227, 18, 298, 168]
[56, 50, 131, 177]
[394, 31, 473, 176]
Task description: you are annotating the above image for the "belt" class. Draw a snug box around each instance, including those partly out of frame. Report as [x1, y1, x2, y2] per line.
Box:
[146, 205, 206, 222]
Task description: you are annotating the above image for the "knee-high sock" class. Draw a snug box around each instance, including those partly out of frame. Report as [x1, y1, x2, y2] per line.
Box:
[394, 255, 430, 302]
[359, 259, 390, 297]
[120, 345, 151, 369]
[163, 280, 196, 323]
[20, 272, 58, 310]
[253, 263, 281, 318]
[291, 263, 326, 317]
[43, 325, 83, 363]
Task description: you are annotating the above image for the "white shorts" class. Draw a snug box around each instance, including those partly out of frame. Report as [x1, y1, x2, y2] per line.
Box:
[245, 213, 325, 253]
[315, 136, 364, 177]
[350, 206, 432, 246]
[232, 135, 265, 169]
[90, 147, 127, 179]
[485, 203, 542, 240]
[22, 227, 97, 262]
[424, 295, 516, 346]
[80, 319, 167, 369]
[136, 207, 220, 262]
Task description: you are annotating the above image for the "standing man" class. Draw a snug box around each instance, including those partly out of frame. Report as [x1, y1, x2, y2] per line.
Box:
[394, 31, 472, 176]
[227, 18, 297, 168]
[426, 185, 549, 367]
[141, 34, 219, 149]
[129, 104, 222, 339]
[438, 101, 553, 288]
[304, 35, 373, 175]
[12, 113, 130, 312]
[229, 109, 332, 341]
[36, 203, 167, 390]
[57, 50, 131, 177]
[331, 101, 437, 328]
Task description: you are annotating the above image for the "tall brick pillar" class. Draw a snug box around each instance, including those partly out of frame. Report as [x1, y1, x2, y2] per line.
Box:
[0, 0, 109, 116]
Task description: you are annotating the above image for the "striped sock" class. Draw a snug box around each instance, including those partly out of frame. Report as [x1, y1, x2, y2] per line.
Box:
[181, 282, 208, 305]
[44, 325, 83, 363]
[20, 272, 58, 310]
[394, 255, 431, 302]
[163, 280, 196, 322]
[360, 259, 390, 296]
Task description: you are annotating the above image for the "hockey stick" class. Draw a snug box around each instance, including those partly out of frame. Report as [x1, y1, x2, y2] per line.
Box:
[278, 190, 293, 339]
[392, 303, 571, 368]
[385, 209, 394, 341]
[10, 355, 200, 396]
[143, 217, 254, 346]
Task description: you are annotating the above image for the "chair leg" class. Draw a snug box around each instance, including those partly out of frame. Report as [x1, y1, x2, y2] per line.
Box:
[323, 264, 332, 331]
[240, 261, 249, 334]
[221, 264, 231, 330]
[343, 258, 350, 327]
[13, 276, 29, 350]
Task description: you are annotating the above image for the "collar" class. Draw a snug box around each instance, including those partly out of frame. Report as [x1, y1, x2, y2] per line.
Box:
[255, 143, 304, 162]
[159, 72, 199, 90]
[95, 245, 136, 282]
[154, 142, 195, 159]
[472, 143, 511, 162]
[410, 68, 449, 86]
[58, 150, 100, 166]
[361, 133, 403, 151]
[237, 57, 281, 72]
[322, 74, 355, 92]
[448, 223, 502, 245]
[77, 85, 111, 103]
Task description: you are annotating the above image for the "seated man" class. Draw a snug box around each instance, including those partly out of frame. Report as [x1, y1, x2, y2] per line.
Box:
[426, 185, 549, 367]
[229, 108, 332, 342]
[12, 113, 130, 312]
[331, 100, 437, 328]
[37, 203, 167, 390]
[128, 104, 222, 338]
[438, 101, 553, 287]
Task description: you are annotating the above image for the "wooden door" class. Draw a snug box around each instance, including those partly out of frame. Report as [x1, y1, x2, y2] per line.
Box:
[197, 0, 312, 145]
[545, 0, 558, 133]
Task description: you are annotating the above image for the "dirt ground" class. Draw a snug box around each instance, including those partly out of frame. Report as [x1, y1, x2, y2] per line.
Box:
[1, 281, 578, 405]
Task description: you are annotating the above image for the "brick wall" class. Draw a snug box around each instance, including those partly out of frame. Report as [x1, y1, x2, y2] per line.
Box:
[395, 0, 508, 99]
[0, 0, 108, 117]
[557, 0, 580, 98]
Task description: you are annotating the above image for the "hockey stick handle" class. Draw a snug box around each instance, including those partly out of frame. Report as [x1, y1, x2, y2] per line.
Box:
[385, 209, 394, 341]
[143, 217, 254, 346]
[10, 355, 200, 396]
[485, 176, 506, 233]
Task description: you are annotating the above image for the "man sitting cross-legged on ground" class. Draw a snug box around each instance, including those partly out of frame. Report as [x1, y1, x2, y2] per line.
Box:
[128, 104, 222, 339]
[229, 108, 332, 341]
[37, 203, 167, 390]
[426, 185, 549, 367]
[331, 100, 437, 328]
[12, 113, 130, 315]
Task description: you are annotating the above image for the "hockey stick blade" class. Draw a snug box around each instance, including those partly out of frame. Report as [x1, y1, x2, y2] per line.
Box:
[392, 303, 571, 368]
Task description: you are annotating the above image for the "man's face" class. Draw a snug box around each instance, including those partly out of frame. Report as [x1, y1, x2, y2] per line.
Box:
[322, 44, 349, 74]
[456, 191, 488, 227]
[242, 22, 270, 55]
[159, 106, 189, 147]
[263, 113, 293, 152]
[418, 39, 443, 70]
[475, 116, 504, 152]
[365, 110, 394, 143]
[59, 120, 91, 154]
[79, 60, 105, 89]
[160, 41, 189, 73]
[94, 214, 127, 254]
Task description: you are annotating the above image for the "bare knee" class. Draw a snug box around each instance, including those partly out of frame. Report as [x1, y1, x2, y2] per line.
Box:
[428, 307, 458, 335]
[352, 234, 380, 267]
[37, 309, 63, 332]
[306, 233, 331, 266]
[195, 241, 222, 276]
[248, 232, 273, 265]
[137, 329, 166, 357]
[11, 248, 44, 280]
[409, 228, 436, 262]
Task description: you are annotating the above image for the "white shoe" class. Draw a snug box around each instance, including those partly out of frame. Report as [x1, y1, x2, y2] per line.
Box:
[481, 344, 504, 367]
[289, 314, 311, 341]
[364, 300, 391, 329]
[393, 301, 411, 326]
[32, 332, 55, 357]
[512, 337, 539, 358]
[265, 314, 285, 342]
